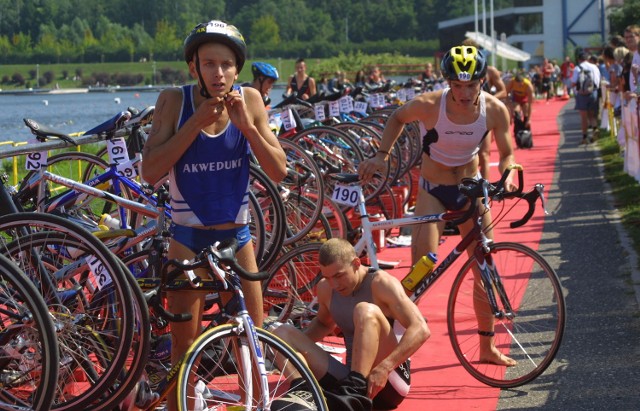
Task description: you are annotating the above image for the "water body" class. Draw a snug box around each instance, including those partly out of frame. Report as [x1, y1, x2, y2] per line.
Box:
[0, 77, 411, 143]
[0, 91, 160, 143]
[0, 87, 288, 143]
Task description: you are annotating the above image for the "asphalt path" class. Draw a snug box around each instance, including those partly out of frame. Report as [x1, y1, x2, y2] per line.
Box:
[496, 104, 640, 409]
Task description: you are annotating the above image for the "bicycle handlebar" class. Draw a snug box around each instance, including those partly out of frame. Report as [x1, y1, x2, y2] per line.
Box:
[162, 237, 270, 285]
[451, 164, 524, 226]
[273, 92, 313, 109]
[151, 238, 269, 323]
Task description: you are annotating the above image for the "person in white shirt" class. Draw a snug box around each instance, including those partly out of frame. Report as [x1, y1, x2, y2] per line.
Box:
[572, 51, 601, 144]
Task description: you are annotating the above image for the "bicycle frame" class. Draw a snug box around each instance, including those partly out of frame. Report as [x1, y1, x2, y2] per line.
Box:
[347, 181, 506, 310]
[25, 162, 165, 224]
[142, 256, 273, 410]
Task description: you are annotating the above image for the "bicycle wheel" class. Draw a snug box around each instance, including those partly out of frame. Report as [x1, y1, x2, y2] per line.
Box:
[447, 241, 565, 388]
[263, 242, 323, 326]
[177, 324, 328, 410]
[0, 253, 59, 411]
[249, 163, 286, 270]
[86, 260, 151, 411]
[0, 212, 136, 410]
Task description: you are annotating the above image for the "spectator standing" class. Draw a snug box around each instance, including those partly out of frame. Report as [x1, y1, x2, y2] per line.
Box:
[572, 51, 601, 144]
[542, 57, 555, 100]
[560, 56, 575, 98]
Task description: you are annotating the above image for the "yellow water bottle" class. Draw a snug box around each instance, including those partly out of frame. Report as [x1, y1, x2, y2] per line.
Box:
[402, 252, 437, 292]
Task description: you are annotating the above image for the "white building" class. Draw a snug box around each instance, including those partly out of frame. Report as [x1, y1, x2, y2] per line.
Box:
[438, 0, 623, 66]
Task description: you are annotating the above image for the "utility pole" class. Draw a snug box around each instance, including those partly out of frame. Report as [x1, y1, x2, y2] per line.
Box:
[345, 16, 349, 43]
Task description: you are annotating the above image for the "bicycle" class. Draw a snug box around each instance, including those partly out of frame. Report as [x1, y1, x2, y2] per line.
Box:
[124, 237, 328, 410]
[0, 252, 59, 411]
[263, 165, 566, 388]
[0, 177, 148, 411]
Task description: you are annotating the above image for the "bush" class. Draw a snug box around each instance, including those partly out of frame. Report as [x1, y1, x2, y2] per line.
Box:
[42, 71, 55, 85]
[11, 72, 25, 86]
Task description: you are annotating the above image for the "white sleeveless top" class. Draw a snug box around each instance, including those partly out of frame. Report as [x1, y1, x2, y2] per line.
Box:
[421, 88, 489, 167]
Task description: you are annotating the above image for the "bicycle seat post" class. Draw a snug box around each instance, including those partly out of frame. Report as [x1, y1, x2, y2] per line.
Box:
[355, 182, 379, 269]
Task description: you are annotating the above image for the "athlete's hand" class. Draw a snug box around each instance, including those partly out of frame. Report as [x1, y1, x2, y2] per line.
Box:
[224, 89, 252, 132]
[358, 155, 387, 182]
[192, 96, 225, 128]
[504, 169, 518, 192]
[366, 365, 389, 399]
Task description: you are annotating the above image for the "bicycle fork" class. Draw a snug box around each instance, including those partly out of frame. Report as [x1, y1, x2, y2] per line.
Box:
[475, 247, 515, 321]
[231, 315, 271, 409]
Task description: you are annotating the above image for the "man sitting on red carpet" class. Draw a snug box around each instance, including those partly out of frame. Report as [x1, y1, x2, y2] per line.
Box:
[274, 238, 429, 410]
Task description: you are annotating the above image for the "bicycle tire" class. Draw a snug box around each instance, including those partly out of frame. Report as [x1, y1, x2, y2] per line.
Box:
[278, 139, 325, 246]
[447, 241, 565, 388]
[177, 324, 328, 410]
[263, 242, 323, 326]
[0, 212, 136, 410]
[0, 253, 59, 411]
[249, 163, 286, 270]
[86, 260, 151, 411]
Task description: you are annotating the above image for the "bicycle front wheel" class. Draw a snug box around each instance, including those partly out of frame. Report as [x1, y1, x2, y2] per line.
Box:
[177, 324, 328, 410]
[447, 241, 565, 388]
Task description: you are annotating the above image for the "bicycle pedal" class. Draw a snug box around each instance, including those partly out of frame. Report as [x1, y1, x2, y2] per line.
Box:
[134, 380, 160, 408]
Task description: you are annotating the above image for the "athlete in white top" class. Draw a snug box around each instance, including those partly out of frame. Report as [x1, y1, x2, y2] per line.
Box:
[359, 45, 517, 367]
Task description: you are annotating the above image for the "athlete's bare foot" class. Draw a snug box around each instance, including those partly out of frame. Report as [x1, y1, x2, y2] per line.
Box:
[479, 345, 517, 366]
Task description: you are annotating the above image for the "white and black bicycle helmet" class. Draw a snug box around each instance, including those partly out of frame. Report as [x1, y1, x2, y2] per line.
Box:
[184, 20, 247, 72]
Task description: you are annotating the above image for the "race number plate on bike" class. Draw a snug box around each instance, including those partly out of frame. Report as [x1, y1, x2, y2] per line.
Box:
[107, 137, 138, 178]
[331, 183, 361, 207]
[25, 139, 48, 170]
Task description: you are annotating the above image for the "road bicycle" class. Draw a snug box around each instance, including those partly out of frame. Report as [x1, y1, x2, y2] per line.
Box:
[121, 237, 328, 410]
[16, 114, 288, 270]
[263, 165, 566, 388]
[0, 252, 59, 411]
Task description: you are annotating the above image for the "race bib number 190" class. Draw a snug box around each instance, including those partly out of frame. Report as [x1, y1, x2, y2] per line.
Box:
[331, 183, 361, 207]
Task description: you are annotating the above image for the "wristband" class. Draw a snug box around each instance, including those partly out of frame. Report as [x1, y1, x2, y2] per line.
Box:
[376, 149, 390, 156]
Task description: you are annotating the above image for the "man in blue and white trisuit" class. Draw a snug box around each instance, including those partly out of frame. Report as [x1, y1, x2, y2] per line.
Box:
[141, 20, 286, 411]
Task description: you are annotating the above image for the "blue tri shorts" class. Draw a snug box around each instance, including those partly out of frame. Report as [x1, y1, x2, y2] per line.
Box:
[169, 223, 251, 254]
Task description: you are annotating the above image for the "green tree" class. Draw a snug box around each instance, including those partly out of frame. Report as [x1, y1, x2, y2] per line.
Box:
[609, 0, 640, 37]
[250, 14, 281, 54]
[153, 20, 181, 61]
[33, 27, 61, 63]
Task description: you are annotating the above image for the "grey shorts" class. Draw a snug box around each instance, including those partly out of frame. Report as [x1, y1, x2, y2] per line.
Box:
[574, 92, 598, 113]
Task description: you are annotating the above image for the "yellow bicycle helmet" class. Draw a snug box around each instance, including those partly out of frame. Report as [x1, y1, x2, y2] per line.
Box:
[440, 45, 487, 82]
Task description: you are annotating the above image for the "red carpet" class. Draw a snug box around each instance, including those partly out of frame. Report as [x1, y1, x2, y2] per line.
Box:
[378, 98, 568, 410]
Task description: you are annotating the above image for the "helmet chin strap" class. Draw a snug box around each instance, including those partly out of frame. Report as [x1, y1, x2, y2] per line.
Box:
[195, 50, 212, 99]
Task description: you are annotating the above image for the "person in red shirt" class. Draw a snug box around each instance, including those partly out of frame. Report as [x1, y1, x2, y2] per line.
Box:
[560, 56, 575, 98]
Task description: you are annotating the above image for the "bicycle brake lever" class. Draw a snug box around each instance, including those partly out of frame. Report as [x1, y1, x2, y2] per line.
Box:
[481, 180, 491, 211]
[207, 245, 229, 290]
[535, 184, 549, 215]
[182, 260, 202, 288]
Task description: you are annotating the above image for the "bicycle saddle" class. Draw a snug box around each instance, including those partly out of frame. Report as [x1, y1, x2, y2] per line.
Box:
[23, 118, 77, 146]
[82, 110, 131, 137]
